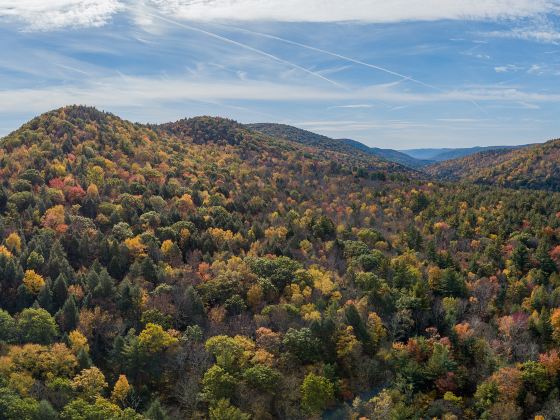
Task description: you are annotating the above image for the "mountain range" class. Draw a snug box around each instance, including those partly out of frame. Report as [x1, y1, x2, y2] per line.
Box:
[247, 123, 540, 174]
[400, 145, 531, 162]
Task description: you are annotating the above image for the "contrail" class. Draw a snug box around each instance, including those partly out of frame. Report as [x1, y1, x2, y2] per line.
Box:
[216, 23, 487, 113]
[141, 12, 344, 89]
[214, 24, 435, 89]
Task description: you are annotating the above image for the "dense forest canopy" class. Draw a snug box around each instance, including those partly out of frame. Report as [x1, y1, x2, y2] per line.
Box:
[1, 106, 560, 419]
[427, 139, 560, 192]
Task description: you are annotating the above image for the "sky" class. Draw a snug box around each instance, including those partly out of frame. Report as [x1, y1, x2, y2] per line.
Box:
[1, 1, 560, 148]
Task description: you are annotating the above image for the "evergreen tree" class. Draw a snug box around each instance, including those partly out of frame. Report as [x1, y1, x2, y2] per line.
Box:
[52, 274, 68, 310]
[58, 296, 79, 332]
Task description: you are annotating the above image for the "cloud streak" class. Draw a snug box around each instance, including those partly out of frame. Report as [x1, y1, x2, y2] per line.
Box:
[149, 0, 558, 23]
[1, 75, 560, 117]
[0, 0, 123, 30]
[1, 0, 558, 31]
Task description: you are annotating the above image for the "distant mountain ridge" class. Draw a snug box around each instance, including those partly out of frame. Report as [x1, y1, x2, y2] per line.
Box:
[246, 123, 535, 172]
[246, 123, 432, 169]
[401, 145, 531, 162]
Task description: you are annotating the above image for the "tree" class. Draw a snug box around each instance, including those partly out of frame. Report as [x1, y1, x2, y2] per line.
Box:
[111, 374, 131, 406]
[551, 308, 560, 344]
[5, 232, 22, 254]
[521, 361, 551, 397]
[178, 286, 205, 327]
[209, 399, 250, 420]
[138, 323, 178, 354]
[0, 387, 39, 419]
[58, 296, 79, 332]
[202, 365, 237, 401]
[72, 367, 108, 401]
[22, 270, 45, 294]
[243, 364, 281, 392]
[61, 397, 143, 419]
[69, 330, 89, 354]
[42, 205, 66, 231]
[46, 241, 73, 281]
[93, 269, 116, 300]
[52, 274, 68, 310]
[205, 335, 250, 371]
[283, 328, 321, 363]
[0, 309, 16, 343]
[37, 280, 53, 312]
[161, 240, 182, 266]
[17, 308, 58, 344]
[36, 400, 58, 420]
[301, 373, 334, 415]
[312, 216, 336, 240]
[511, 243, 528, 272]
[144, 399, 169, 420]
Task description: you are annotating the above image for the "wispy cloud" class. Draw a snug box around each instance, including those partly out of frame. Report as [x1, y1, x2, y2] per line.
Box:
[330, 104, 373, 109]
[1, 0, 558, 31]
[484, 16, 560, 44]
[148, 0, 557, 23]
[0, 0, 123, 30]
[486, 28, 560, 43]
[1, 75, 560, 116]
[494, 64, 524, 73]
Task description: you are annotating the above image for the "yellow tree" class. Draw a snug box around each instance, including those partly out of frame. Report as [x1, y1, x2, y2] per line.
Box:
[5, 232, 21, 253]
[551, 308, 560, 344]
[138, 323, 178, 354]
[72, 367, 108, 401]
[124, 236, 147, 258]
[69, 330, 89, 354]
[23, 269, 45, 294]
[111, 374, 131, 406]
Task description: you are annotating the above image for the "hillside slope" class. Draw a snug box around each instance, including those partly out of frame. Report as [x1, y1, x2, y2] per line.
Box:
[3, 106, 560, 419]
[247, 122, 431, 168]
[402, 144, 528, 162]
[426, 138, 560, 191]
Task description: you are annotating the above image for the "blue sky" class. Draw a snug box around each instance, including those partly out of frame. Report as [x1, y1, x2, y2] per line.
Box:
[1, 1, 560, 148]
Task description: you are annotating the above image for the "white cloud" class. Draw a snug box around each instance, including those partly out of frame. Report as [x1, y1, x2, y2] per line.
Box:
[484, 16, 560, 44]
[528, 64, 543, 74]
[331, 104, 373, 109]
[494, 64, 524, 72]
[486, 28, 560, 43]
[1, 75, 560, 117]
[1, 0, 558, 30]
[148, 0, 558, 23]
[0, 0, 124, 30]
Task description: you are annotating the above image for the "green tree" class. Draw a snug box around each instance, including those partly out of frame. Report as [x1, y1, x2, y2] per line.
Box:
[209, 399, 250, 420]
[243, 364, 281, 392]
[301, 373, 334, 415]
[35, 400, 58, 420]
[202, 365, 237, 401]
[17, 307, 58, 344]
[0, 309, 16, 343]
[144, 399, 169, 420]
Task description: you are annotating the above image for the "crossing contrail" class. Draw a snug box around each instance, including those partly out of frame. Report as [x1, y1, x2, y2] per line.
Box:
[141, 12, 344, 89]
[214, 24, 436, 89]
[215, 23, 487, 113]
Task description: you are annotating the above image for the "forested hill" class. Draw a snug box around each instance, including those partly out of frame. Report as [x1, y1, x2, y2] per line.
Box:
[401, 144, 528, 162]
[156, 117, 417, 178]
[246, 122, 431, 168]
[426, 138, 560, 191]
[3, 106, 560, 419]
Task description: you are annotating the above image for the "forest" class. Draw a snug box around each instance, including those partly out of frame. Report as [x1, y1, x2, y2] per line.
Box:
[1, 105, 560, 419]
